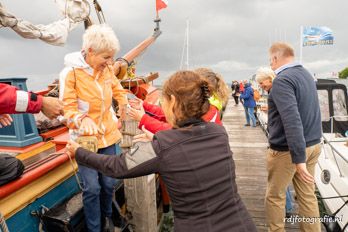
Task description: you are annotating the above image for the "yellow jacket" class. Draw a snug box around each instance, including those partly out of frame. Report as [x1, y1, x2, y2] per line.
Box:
[61, 52, 127, 148]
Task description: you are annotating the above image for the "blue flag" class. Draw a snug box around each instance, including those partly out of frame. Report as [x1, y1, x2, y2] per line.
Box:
[302, 26, 334, 46]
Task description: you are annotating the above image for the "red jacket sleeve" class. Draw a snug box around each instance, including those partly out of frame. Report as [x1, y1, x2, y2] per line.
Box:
[202, 105, 222, 126]
[0, 83, 42, 114]
[139, 104, 222, 133]
[138, 114, 172, 133]
[143, 101, 166, 122]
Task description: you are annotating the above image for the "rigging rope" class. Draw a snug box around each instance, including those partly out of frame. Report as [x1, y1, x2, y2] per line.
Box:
[0, 212, 9, 232]
[317, 194, 348, 200]
[93, 0, 106, 24]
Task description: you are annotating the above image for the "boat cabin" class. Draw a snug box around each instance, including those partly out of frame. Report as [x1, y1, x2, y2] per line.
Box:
[317, 79, 348, 136]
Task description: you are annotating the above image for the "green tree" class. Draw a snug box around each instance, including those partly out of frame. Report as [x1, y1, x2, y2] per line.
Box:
[338, 67, 348, 79]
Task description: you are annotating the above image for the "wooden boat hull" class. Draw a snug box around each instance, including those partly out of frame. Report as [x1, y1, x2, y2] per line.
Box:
[0, 130, 80, 232]
[3, 175, 79, 232]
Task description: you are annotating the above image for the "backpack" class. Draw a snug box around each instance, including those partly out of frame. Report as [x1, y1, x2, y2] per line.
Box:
[0, 153, 24, 186]
[253, 89, 261, 102]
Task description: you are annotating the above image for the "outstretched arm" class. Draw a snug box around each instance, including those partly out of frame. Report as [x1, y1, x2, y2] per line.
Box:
[0, 83, 42, 114]
[66, 139, 160, 179]
[0, 83, 63, 119]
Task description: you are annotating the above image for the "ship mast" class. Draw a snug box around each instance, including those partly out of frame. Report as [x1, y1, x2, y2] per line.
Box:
[180, 19, 189, 70]
[113, 16, 162, 76]
[121, 17, 161, 62]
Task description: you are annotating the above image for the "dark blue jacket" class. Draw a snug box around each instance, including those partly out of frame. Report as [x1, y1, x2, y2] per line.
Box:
[268, 64, 322, 163]
[240, 83, 256, 108]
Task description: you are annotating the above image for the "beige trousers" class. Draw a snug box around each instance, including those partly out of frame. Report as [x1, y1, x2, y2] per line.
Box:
[265, 143, 321, 232]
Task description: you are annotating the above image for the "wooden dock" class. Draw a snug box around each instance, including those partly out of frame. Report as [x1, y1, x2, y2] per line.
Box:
[223, 99, 269, 231]
[223, 98, 326, 231]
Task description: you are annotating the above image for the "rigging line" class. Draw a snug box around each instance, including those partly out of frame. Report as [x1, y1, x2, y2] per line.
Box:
[93, 0, 106, 24]
[64, 0, 68, 18]
[317, 194, 348, 200]
[332, 198, 348, 216]
[65, 151, 83, 190]
[0, 212, 9, 232]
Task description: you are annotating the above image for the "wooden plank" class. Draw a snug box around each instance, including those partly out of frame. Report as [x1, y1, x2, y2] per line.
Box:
[223, 99, 269, 231]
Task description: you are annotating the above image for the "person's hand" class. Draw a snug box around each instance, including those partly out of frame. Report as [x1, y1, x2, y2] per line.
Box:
[0, 114, 13, 128]
[296, 163, 315, 183]
[133, 126, 154, 143]
[79, 117, 99, 135]
[66, 140, 81, 158]
[261, 105, 268, 112]
[118, 104, 126, 120]
[41, 97, 64, 119]
[113, 61, 128, 79]
[128, 105, 145, 122]
[128, 98, 143, 110]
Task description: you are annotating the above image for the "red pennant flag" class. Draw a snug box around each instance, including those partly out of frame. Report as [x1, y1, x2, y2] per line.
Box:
[156, 0, 168, 12]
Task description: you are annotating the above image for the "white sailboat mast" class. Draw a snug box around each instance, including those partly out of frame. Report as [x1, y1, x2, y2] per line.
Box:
[180, 19, 190, 70]
[186, 19, 189, 69]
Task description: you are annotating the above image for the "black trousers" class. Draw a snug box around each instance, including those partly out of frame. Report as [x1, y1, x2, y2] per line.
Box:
[233, 95, 239, 105]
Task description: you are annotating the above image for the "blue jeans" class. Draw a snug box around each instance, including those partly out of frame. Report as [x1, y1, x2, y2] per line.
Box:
[244, 106, 256, 126]
[285, 186, 293, 212]
[78, 143, 122, 232]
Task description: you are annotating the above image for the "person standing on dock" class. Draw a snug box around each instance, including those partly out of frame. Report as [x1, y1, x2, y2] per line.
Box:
[239, 81, 257, 127]
[255, 67, 295, 218]
[265, 42, 322, 232]
[231, 80, 240, 106]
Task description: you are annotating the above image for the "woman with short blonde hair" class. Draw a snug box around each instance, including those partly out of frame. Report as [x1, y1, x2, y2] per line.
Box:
[82, 24, 120, 55]
[60, 24, 127, 232]
[255, 67, 275, 92]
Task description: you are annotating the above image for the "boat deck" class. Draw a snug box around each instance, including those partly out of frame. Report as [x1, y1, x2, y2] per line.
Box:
[223, 97, 326, 231]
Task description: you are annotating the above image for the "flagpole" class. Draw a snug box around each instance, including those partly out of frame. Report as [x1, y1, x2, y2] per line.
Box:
[300, 26, 303, 64]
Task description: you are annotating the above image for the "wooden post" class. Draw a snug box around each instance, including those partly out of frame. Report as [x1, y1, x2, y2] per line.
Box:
[124, 174, 157, 232]
[120, 116, 157, 231]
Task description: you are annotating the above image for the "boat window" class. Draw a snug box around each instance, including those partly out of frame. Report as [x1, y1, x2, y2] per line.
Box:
[333, 89, 348, 121]
[317, 90, 330, 122]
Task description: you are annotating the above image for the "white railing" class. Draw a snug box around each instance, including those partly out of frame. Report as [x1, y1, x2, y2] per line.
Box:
[330, 115, 348, 134]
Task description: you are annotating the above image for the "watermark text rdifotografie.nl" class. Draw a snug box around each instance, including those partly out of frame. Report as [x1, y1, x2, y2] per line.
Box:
[284, 215, 342, 224]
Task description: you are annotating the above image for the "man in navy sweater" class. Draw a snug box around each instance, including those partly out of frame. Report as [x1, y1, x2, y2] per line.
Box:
[265, 42, 322, 232]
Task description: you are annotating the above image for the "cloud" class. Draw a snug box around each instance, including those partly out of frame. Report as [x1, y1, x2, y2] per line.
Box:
[1, 0, 348, 87]
[210, 60, 255, 72]
[305, 58, 348, 70]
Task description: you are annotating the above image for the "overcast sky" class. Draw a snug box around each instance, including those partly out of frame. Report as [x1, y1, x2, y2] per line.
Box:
[1, 0, 347, 90]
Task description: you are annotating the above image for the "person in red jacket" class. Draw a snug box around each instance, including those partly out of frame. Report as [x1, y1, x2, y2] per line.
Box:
[0, 83, 64, 128]
[128, 99, 221, 133]
[127, 68, 225, 133]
